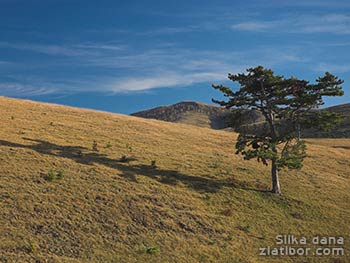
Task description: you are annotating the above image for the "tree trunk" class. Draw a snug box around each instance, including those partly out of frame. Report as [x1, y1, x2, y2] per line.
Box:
[271, 160, 281, 194]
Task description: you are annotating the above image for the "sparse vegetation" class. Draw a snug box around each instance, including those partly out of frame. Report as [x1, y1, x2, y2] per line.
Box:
[23, 240, 37, 254]
[56, 170, 64, 179]
[92, 140, 99, 152]
[139, 245, 160, 255]
[119, 155, 128, 162]
[44, 169, 56, 182]
[237, 225, 252, 233]
[44, 169, 64, 181]
[0, 97, 349, 263]
[126, 143, 133, 153]
[151, 160, 157, 168]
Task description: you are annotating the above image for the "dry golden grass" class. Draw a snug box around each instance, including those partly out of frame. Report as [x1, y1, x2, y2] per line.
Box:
[0, 96, 349, 263]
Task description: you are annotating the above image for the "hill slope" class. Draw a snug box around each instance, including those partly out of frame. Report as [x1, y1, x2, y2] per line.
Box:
[131, 101, 234, 129]
[132, 101, 350, 137]
[302, 103, 350, 138]
[0, 97, 349, 263]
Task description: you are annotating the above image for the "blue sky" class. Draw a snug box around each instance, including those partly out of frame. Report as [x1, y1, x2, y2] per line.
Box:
[0, 0, 349, 114]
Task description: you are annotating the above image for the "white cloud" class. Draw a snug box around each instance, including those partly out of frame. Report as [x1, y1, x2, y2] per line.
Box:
[137, 26, 199, 36]
[73, 43, 125, 51]
[231, 21, 276, 31]
[0, 42, 126, 56]
[0, 42, 86, 56]
[0, 83, 57, 96]
[231, 13, 350, 34]
[0, 42, 314, 95]
[109, 72, 228, 92]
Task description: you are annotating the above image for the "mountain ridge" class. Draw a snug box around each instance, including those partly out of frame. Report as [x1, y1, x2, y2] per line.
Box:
[132, 101, 350, 137]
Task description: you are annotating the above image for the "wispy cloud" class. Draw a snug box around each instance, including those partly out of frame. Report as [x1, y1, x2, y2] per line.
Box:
[231, 21, 277, 31]
[232, 13, 350, 34]
[137, 26, 199, 36]
[314, 63, 350, 73]
[73, 43, 126, 51]
[0, 42, 87, 56]
[0, 42, 125, 56]
[0, 42, 310, 95]
[0, 60, 14, 66]
[0, 83, 57, 96]
[108, 72, 228, 92]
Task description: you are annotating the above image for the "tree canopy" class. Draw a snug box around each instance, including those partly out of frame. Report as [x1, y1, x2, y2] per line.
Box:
[212, 66, 344, 194]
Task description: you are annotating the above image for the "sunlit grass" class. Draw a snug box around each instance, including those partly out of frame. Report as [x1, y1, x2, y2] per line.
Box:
[0, 96, 349, 263]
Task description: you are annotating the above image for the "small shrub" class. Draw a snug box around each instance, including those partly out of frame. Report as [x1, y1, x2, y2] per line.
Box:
[49, 121, 54, 126]
[290, 212, 303, 219]
[146, 246, 159, 254]
[139, 245, 160, 255]
[208, 239, 217, 245]
[221, 208, 234, 217]
[23, 241, 37, 254]
[92, 140, 99, 152]
[56, 170, 64, 179]
[119, 155, 128, 162]
[11, 116, 15, 120]
[226, 234, 234, 241]
[151, 160, 157, 168]
[44, 169, 64, 182]
[106, 141, 112, 148]
[203, 193, 211, 201]
[237, 225, 251, 233]
[209, 161, 220, 169]
[126, 143, 133, 153]
[44, 169, 56, 182]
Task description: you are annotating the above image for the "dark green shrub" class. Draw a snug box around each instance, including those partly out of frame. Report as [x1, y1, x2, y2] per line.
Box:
[44, 169, 56, 182]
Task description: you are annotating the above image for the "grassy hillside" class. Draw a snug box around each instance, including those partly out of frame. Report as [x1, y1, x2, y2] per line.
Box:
[0, 97, 349, 263]
[132, 101, 350, 138]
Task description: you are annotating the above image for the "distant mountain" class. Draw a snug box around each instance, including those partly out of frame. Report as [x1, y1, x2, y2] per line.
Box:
[132, 101, 232, 129]
[131, 101, 264, 130]
[302, 103, 350, 138]
[132, 101, 350, 138]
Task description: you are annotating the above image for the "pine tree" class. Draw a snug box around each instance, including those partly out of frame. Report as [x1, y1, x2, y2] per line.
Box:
[212, 66, 344, 194]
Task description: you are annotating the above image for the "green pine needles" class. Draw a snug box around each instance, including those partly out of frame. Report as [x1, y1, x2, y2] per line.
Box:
[213, 66, 344, 194]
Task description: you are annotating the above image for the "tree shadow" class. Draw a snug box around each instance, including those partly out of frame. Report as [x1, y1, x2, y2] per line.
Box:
[0, 138, 265, 193]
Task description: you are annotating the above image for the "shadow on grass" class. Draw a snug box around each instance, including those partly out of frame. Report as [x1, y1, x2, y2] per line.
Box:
[0, 138, 266, 194]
